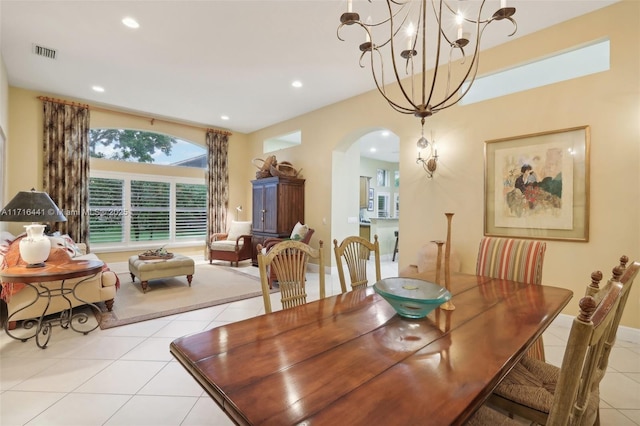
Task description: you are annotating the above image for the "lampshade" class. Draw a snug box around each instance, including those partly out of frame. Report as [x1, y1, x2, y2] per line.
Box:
[0, 189, 67, 223]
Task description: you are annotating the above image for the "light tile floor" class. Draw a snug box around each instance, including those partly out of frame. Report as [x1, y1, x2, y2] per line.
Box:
[1, 260, 639, 425]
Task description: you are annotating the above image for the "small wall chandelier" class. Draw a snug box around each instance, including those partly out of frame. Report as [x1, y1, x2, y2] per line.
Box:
[416, 130, 438, 178]
[337, 0, 517, 133]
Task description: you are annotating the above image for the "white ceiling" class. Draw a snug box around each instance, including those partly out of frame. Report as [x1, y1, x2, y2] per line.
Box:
[1, 0, 618, 162]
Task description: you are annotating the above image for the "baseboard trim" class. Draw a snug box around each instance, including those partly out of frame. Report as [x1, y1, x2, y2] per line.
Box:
[553, 313, 640, 344]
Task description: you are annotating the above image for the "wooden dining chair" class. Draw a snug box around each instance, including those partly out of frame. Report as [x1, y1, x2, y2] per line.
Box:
[333, 235, 381, 293]
[488, 258, 639, 426]
[261, 228, 315, 289]
[585, 255, 640, 377]
[476, 236, 547, 360]
[257, 240, 325, 314]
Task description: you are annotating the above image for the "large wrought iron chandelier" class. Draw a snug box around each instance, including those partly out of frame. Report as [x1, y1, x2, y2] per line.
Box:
[337, 0, 517, 130]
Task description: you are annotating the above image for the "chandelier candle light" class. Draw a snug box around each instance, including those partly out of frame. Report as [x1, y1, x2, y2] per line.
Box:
[337, 0, 517, 138]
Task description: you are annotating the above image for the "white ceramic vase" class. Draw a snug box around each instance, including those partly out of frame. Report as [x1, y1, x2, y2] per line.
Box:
[19, 224, 51, 266]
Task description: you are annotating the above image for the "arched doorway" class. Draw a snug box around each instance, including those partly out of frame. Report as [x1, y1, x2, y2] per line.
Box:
[331, 128, 399, 267]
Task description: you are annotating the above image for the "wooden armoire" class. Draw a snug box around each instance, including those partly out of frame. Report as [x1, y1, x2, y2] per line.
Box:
[251, 176, 305, 265]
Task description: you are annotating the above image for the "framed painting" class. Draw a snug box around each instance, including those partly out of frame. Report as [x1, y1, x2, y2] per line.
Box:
[367, 188, 374, 211]
[484, 125, 590, 241]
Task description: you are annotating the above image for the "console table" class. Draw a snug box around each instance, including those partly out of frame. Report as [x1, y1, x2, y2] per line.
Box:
[0, 259, 104, 348]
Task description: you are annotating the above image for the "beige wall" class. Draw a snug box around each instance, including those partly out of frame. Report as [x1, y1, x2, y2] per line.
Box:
[0, 54, 7, 131]
[0, 53, 8, 229]
[4, 2, 639, 328]
[244, 2, 640, 328]
[6, 86, 43, 224]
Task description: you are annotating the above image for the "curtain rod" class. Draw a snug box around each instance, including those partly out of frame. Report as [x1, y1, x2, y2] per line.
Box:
[206, 128, 233, 136]
[37, 96, 89, 109]
[36, 96, 233, 136]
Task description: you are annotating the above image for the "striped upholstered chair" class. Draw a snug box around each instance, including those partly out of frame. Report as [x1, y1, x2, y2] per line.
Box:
[476, 237, 547, 360]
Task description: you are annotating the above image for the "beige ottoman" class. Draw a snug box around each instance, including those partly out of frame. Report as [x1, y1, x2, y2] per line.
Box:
[128, 254, 195, 293]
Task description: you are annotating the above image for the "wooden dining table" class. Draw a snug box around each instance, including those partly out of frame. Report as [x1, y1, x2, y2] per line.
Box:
[170, 272, 573, 425]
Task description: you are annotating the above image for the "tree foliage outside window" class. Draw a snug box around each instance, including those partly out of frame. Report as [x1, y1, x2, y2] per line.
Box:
[90, 129, 177, 163]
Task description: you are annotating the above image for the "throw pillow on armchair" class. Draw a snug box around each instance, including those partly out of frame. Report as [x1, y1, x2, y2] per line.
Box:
[290, 222, 309, 241]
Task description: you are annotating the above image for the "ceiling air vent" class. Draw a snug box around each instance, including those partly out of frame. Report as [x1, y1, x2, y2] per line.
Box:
[32, 44, 57, 60]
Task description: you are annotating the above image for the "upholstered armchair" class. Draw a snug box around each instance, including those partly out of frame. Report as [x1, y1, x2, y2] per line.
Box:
[208, 221, 252, 267]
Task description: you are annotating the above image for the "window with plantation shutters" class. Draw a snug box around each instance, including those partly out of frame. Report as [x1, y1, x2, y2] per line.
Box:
[130, 180, 170, 242]
[88, 172, 206, 248]
[377, 192, 390, 218]
[89, 177, 125, 243]
[176, 183, 207, 239]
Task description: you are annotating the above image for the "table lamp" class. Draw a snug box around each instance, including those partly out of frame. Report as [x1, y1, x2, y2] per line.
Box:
[0, 189, 67, 267]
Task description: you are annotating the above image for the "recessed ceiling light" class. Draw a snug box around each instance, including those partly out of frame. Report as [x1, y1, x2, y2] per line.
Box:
[220, 115, 230, 121]
[291, 80, 303, 88]
[92, 86, 105, 92]
[370, 147, 377, 153]
[381, 131, 390, 137]
[122, 17, 139, 29]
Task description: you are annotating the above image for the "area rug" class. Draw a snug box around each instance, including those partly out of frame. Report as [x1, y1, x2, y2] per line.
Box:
[98, 263, 273, 329]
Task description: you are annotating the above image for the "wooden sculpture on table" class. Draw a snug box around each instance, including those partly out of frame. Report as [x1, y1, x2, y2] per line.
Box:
[441, 212, 455, 311]
[433, 240, 445, 286]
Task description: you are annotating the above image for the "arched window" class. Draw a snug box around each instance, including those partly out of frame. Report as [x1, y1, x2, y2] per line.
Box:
[89, 128, 206, 168]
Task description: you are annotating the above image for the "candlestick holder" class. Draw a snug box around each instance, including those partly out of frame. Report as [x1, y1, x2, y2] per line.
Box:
[441, 212, 456, 311]
[432, 240, 445, 286]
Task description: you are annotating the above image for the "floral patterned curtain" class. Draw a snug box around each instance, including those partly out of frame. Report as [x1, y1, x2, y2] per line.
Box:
[42, 100, 90, 246]
[206, 130, 230, 250]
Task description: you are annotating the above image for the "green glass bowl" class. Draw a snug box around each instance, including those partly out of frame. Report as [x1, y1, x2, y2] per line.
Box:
[374, 277, 451, 318]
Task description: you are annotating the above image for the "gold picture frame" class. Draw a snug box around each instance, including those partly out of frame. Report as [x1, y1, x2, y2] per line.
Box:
[484, 126, 590, 242]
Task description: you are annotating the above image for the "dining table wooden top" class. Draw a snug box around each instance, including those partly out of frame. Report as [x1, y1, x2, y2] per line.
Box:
[170, 272, 573, 426]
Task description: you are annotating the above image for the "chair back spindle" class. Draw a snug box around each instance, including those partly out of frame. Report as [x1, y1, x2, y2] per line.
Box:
[257, 240, 324, 313]
[333, 235, 381, 293]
